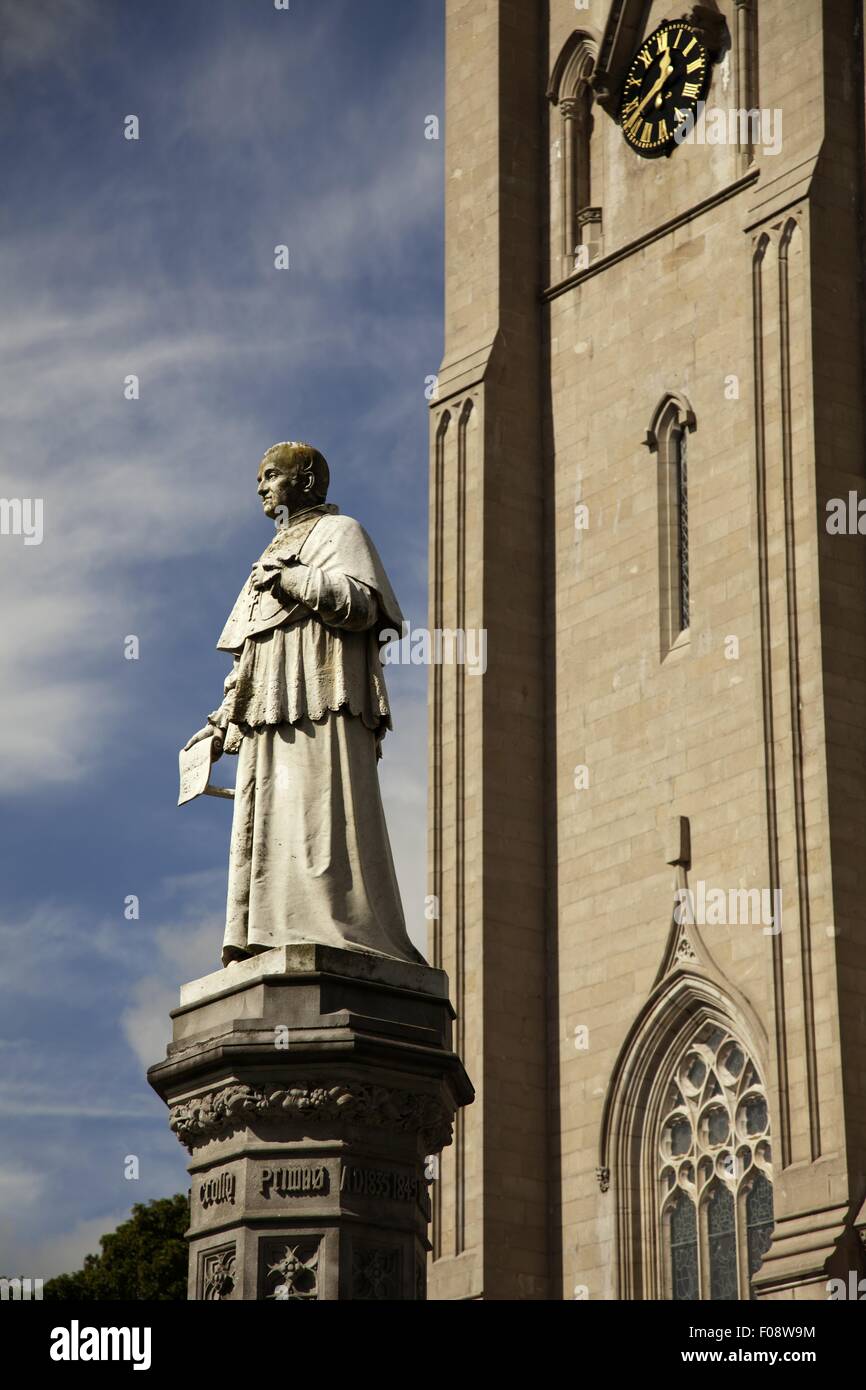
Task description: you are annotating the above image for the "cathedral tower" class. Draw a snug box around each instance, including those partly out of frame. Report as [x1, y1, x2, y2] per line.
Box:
[428, 0, 866, 1301]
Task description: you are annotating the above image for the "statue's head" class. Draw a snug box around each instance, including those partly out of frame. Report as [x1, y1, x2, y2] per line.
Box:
[257, 441, 330, 520]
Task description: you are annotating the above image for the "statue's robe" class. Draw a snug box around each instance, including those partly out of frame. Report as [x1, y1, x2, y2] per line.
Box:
[210, 504, 423, 968]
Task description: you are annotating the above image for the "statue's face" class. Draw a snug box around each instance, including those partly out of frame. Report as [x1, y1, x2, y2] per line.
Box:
[257, 452, 308, 519]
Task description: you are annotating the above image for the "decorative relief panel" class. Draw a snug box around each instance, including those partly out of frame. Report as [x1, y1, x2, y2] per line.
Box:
[351, 1245, 402, 1301]
[200, 1243, 237, 1301]
[259, 1237, 321, 1302]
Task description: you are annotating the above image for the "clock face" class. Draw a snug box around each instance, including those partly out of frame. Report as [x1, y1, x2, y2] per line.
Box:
[619, 21, 711, 157]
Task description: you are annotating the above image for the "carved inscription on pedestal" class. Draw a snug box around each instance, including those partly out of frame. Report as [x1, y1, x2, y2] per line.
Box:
[260, 1164, 329, 1198]
[199, 1170, 236, 1209]
[340, 1163, 431, 1219]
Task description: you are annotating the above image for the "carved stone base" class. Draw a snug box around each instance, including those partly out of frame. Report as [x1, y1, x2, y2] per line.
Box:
[147, 944, 473, 1300]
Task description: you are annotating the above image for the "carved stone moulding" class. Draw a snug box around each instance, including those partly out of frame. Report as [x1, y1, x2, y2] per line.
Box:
[169, 1079, 454, 1155]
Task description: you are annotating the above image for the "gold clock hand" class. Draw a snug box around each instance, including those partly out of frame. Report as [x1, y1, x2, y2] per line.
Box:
[633, 56, 673, 119]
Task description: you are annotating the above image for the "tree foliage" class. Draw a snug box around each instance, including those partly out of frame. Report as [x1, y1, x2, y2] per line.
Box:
[43, 1194, 189, 1301]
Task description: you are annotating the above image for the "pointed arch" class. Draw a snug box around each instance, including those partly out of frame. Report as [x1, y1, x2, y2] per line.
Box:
[645, 392, 696, 657]
[645, 391, 697, 454]
[600, 961, 771, 1299]
[547, 28, 599, 105]
[547, 30, 602, 281]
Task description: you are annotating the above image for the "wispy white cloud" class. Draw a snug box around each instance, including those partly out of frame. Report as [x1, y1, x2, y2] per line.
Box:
[0, 902, 136, 999]
[0, 1164, 44, 1210]
[0, 1208, 132, 1282]
[170, 11, 442, 285]
[121, 911, 220, 1068]
[33, 1210, 132, 1279]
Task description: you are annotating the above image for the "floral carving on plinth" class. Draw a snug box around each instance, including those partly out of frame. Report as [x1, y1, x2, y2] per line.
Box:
[170, 1081, 452, 1153]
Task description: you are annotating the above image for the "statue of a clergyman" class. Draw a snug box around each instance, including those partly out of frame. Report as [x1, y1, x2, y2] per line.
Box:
[182, 441, 424, 969]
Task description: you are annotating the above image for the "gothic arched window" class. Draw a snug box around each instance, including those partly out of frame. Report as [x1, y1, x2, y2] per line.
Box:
[646, 393, 696, 658]
[658, 1023, 774, 1300]
[547, 32, 602, 282]
[673, 426, 689, 632]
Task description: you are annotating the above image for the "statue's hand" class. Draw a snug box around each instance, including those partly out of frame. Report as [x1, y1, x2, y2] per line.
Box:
[183, 725, 224, 759]
[275, 558, 306, 602]
[250, 560, 282, 591]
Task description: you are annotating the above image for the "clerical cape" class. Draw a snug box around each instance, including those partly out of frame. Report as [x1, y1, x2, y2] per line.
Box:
[211, 505, 423, 969]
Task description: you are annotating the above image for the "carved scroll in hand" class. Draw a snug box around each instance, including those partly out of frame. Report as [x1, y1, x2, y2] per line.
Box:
[178, 735, 234, 806]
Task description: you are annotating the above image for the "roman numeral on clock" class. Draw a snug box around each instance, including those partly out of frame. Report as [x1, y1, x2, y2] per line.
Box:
[682, 81, 701, 98]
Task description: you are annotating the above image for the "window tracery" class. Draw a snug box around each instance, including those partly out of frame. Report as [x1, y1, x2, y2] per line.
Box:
[658, 1022, 774, 1300]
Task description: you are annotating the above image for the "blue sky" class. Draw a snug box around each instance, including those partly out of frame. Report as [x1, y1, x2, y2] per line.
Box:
[0, 0, 443, 1278]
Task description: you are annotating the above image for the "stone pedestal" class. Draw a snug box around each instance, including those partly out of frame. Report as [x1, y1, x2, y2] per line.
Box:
[147, 944, 472, 1301]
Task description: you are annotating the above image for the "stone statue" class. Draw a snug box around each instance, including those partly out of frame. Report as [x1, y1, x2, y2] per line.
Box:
[182, 441, 424, 969]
